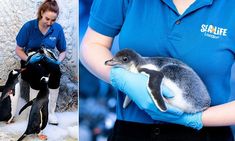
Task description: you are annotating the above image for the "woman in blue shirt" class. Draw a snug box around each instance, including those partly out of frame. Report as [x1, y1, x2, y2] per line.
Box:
[15, 0, 66, 125]
[80, 0, 235, 140]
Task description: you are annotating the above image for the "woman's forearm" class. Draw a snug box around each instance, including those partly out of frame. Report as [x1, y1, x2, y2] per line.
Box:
[80, 27, 114, 83]
[202, 100, 235, 126]
[15, 45, 28, 61]
[58, 51, 66, 62]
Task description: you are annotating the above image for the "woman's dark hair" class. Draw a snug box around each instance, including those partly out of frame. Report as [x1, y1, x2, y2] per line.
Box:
[37, 0, 59, 20]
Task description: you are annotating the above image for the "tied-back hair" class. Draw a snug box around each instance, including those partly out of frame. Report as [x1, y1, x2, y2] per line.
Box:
[37, 0, 59, 20]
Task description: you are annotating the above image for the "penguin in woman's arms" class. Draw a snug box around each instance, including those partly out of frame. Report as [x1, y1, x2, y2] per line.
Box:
[105, 49, 211, 113]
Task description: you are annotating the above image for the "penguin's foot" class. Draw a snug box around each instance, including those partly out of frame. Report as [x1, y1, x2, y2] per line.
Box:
[38, 134, 47, 140]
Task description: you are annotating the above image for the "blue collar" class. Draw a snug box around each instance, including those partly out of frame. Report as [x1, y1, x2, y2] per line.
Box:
[161, 0, 213, 17]
[34, 19, 54, 35]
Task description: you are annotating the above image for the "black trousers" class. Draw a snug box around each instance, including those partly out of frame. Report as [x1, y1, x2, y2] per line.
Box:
[108, 120, 234, 141]
[21, 60, 61, 90]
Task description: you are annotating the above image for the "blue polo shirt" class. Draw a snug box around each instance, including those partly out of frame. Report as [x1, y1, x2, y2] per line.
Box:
[89, 0, 235, 124]
[16, 19, 66, 53]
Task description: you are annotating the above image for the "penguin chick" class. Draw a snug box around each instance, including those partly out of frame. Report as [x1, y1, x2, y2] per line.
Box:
[17, 76, 49, 141]
[26, 46, 58, 66]
[0, 69, 21, 123]
[40, 46, 58, 61]
[105, 49, 211, 113]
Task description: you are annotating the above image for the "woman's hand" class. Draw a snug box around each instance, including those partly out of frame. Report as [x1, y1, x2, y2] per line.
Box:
[27, 53, 44, 64]
[44, 56, 61, 65]
[110, 67, 203, 130]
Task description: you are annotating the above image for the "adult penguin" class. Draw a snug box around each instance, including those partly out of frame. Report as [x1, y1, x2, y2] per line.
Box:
[17, 76, 49, 141]
[0, 69, 21, 123]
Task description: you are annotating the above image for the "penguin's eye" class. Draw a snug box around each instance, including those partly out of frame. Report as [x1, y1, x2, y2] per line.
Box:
[122, 57, 128, 62]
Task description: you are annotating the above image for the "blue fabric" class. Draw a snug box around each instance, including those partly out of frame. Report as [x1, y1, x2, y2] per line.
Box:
[16, 19, 66, 52]
[89, 0, 235, 124]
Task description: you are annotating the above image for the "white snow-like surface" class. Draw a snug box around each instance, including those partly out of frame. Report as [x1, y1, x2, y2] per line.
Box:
[0, 98, 78, 141]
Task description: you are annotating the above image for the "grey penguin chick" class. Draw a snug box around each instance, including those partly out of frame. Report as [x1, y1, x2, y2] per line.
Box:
[105, 49, 211, 113]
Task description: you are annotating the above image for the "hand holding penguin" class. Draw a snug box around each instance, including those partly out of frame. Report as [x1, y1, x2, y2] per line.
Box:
[26, 46, 59, 65]
[105, 49, 211, 130]
[110, 67, 203, 130]
[111, 67, 184, 117]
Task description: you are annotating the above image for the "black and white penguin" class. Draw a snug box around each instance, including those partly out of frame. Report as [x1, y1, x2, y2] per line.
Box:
[41, 47, 58, 61]
[105, 49, 211, 113]
[0, 69, 21, 123]
[26, 46, 58, 66]
[17, 76, 49, 141]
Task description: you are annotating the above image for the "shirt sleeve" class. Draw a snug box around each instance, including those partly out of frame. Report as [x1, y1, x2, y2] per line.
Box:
[16, 22, 30, 48]
[56, 28, 66, 52]
[88, 0, 129, 37]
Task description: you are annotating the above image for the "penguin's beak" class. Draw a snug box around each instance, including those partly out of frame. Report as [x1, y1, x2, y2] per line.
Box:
[104, 58, 121, 66]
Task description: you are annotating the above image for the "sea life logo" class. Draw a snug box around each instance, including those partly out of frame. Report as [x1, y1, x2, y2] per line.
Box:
[49, 36, 57, 41]
[200, 24, 227, 39]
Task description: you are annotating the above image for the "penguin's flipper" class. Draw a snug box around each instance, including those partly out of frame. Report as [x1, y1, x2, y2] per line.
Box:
[139, 68, 167, 112]
[123, 96, 131, 108]
[41, 105, 49, 130]
[18, 99, 34, 115]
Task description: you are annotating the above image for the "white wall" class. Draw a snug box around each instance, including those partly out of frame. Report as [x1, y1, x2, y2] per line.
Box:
[0, 0, 78, 84]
